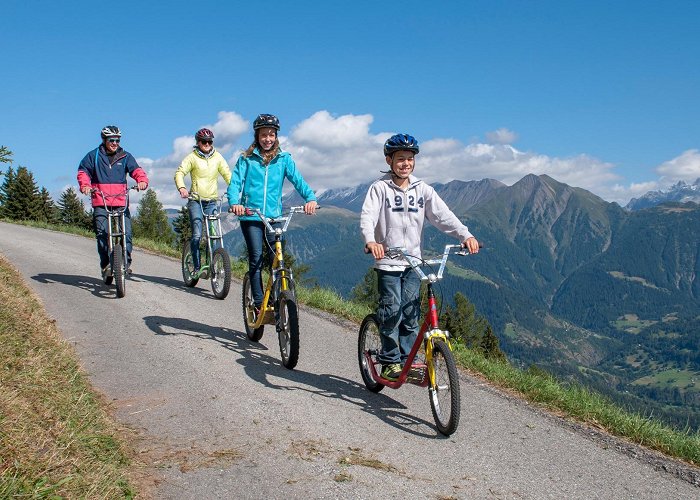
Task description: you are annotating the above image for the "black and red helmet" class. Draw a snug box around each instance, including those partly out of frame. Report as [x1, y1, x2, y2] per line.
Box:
[195, 128, 215, 142]
[253, 114, 280, 131]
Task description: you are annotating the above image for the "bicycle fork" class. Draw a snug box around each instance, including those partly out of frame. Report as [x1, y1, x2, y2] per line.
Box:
[202, 213, 223, 269]
[108, 212, 127, 274]
[257, 237, 293, 326]
[424, 283, 452, 388]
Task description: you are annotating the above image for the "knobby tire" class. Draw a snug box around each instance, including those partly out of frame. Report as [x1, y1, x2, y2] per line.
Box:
[429, 340, 461, 435]
[242, 272, 264, 341]
[211, 247, 231, 299]
[181, 241, 199, 287]
[358, 314, 384, 393]
[277, 290, 300, 369]
[113, 244, 126, 298]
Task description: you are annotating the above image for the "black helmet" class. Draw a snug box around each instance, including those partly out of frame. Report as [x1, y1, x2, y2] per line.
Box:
[100, 125, 121, 139]
[383, 133, 419, 156]
[253, 114, 280, 131]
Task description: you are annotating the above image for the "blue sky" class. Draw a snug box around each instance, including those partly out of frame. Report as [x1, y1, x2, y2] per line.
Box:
[2, 0, 699, 207]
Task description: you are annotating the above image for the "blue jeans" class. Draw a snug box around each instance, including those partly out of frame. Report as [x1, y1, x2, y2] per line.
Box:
[188, 199, 218, 269]
[376, 268, 421, 365]
[93, 206, 132, 269]
[240, 220, 279, 307]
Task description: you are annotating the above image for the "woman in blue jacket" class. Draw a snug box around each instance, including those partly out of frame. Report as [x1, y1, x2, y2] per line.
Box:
[227, 114, 317, 313]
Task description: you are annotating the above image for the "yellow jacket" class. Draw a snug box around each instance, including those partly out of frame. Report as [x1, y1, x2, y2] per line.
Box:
[174, 148, 232, 200]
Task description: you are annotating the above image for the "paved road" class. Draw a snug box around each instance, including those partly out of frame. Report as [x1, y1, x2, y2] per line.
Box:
[1, 222, 699, 499]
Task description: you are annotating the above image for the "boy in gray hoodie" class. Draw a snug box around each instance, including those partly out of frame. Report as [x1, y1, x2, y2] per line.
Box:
[360, 133, 480, 380]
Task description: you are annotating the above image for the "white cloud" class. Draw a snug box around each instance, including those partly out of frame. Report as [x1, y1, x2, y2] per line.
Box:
[135, 109, 696, 208]
[202, 111, 249, 155]
[655, 149, 700, 183]
[281, 112, 389, 193]
[290, 111, 375, 149]
[136, 111, 249, 208]
[485, 127, 518, 145]
[415, 141, 623, 201]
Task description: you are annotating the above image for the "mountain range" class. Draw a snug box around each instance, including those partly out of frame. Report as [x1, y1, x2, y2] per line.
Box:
[626, 178, 700, 210]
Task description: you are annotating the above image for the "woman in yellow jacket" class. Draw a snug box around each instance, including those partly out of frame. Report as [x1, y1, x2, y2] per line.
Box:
[174, 128, 232, 272]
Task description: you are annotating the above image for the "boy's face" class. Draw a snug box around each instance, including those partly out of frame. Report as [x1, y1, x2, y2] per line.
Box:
[386, 150, 415, 179]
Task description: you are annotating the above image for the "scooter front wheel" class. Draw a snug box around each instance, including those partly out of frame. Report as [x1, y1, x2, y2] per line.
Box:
[112, 244, 126, 298]
[428, 340, 461, 436]
[358, 314, 384, 393]
[242, 272, 264, 341]
[276, 290, 300, 369]
[210, 248, 231, 299]
[181, 241, 199, 287]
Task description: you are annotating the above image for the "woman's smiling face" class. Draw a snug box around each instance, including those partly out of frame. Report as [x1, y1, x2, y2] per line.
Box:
[257, 127, 277, 151]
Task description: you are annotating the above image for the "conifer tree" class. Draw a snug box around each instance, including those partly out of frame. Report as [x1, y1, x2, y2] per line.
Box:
[0, 145, 12, 167]
[0, 166, 42, 220]
[0, 165, 15, 211]
[172, 206, 191, 248]
[37, 187, 58, 223]
[58, 187, 91, 228]
[443, 292, 489, 348]
[132, 189, 175, 244]
[351, 268, 379, 307]
[283, 251, 314, 287]
[480, 325, 506, 361]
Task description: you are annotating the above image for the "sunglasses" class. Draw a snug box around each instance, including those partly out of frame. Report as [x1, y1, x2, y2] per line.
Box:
[107, 138, 120, 144]
[199, 140, 213, 145]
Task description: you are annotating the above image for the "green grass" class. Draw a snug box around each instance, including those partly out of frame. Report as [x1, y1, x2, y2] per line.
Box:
[0, 254, 136, 498]
[632, 369, 700, 390]
[445, 262, 497, 286]
[454, 347, 700, 466]
[3, 218, 700, 471]
[611, 313, 657, 334]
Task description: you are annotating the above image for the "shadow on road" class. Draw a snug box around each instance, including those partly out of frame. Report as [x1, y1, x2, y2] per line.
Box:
[135, 273, 214, 299]
[143, 314, 443, 438]
[32, 273, 118, 299]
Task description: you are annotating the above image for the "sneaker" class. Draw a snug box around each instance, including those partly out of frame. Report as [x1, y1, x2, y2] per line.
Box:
[101, 265, 110, 279]
[127, 267, 133, 276]
[381, 363, 402, 381]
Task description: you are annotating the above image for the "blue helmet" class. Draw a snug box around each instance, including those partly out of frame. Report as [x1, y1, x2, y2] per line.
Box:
[383, 133, 419, 156]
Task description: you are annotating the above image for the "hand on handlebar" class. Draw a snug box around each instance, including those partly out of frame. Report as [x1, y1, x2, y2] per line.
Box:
[462, 237, 480, 254]
[228, 204, 246, 216]
[365, 242, 385, 260]
[136, 181, 148, 191]
[81, 186, 93, 196]
[304, 200, 318, 215]
[178, 187, 189, 199]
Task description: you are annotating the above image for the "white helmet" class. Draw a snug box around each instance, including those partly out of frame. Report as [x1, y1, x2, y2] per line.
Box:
[100, 125, 121, 139]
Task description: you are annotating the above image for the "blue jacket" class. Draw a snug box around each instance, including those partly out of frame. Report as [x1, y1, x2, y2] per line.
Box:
[227, 148, 316, 221]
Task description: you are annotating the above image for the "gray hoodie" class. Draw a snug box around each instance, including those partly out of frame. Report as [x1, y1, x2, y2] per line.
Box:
[360, 174, 474, 271]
